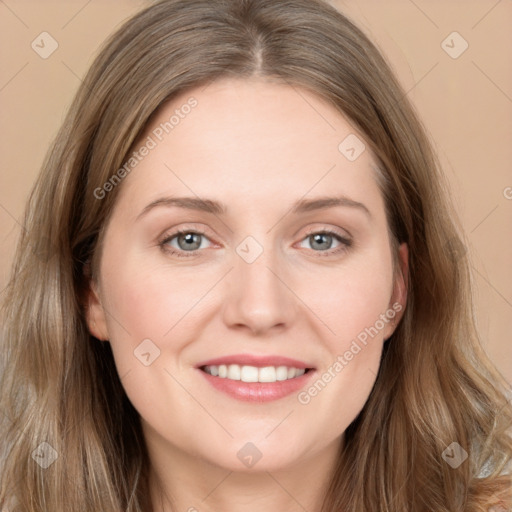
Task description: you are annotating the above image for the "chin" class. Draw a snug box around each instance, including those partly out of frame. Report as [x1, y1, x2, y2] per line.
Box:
[196, 436, 310, 474]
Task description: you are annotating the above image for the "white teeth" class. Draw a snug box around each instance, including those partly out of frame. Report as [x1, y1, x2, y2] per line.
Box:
[259, 366, 276, 382]
[276, 366, 289, 381]
[227, 364, 241, 380]
[240, 365, 259, 382]
[202, 364, 309, 383]
[287, 367, 297, 379]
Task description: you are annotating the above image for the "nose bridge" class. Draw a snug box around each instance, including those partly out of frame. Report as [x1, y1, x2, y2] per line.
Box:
[222, 234, 296, 333]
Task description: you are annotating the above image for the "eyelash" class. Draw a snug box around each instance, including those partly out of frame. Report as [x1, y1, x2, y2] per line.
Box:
[158, 227, 352, 259]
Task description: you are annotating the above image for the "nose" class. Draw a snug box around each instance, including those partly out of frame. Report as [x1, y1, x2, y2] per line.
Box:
[222, 245, 298, 336]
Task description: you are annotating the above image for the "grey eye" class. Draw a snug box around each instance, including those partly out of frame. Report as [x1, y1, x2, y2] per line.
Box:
[309, 233, 335, 250]
[300, 232, 341, 251]
[165, 232, 209, 252]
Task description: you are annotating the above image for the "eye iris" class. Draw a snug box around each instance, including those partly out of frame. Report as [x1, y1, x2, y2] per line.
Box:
[310, 233, 333, 250]
[177, 232, 202, 251]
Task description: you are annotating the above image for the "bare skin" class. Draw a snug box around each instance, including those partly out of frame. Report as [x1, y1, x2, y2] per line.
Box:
[86, 77, 408, 512]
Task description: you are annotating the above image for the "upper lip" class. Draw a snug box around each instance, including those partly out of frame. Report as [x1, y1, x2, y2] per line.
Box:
[196, 354, 314, 370]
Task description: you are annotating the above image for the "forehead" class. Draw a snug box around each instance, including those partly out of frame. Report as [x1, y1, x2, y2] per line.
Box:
[114, 77, 384, 220]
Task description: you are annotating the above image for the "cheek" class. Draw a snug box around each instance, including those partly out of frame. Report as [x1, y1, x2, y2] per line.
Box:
[301, 246, 395, 349]
[294, 244, 394, 419]
[98, 257, 215, 428]
[98, 252, 216, 374]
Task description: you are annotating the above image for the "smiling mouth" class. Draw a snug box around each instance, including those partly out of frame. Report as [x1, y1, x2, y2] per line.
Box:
[200, 364, 313, 383]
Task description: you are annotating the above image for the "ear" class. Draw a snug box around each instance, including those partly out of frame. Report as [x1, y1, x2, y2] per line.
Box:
[383, 242, 409, 340]
[85, 279, 109, 341]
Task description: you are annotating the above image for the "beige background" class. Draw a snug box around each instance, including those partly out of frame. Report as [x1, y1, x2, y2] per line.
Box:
[0, 1, 511, 383]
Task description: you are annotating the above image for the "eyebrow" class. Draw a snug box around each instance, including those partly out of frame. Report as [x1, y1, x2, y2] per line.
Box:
[136, 195, 371, 221]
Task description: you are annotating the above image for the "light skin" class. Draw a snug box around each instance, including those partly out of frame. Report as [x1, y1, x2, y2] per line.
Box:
[86, 77, 408, 512]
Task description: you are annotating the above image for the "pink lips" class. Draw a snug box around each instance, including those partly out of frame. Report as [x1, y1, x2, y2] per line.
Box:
[196, 354, 313, 369]
[196, 353, 315, 403]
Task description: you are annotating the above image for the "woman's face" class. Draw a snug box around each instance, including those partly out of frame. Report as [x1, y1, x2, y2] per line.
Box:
[87, 77, 407, 473]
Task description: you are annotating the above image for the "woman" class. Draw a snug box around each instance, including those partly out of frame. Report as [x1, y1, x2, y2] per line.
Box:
[1, 0, 510, 510]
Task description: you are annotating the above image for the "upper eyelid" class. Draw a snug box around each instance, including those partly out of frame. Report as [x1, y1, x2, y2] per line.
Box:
[159, 223, 214, 240]
[301, 225, 352, 239]
[163, 225, 209, 236]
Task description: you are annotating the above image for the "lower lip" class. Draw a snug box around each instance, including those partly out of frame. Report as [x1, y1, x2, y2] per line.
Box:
[198, 369, 315, 402]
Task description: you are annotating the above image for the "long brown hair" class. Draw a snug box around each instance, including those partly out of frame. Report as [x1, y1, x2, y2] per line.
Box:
[1, 0, 510, 510]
